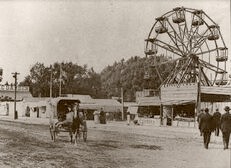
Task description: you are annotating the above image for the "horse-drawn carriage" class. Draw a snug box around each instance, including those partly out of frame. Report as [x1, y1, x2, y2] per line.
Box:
[49, 97, 87, 143]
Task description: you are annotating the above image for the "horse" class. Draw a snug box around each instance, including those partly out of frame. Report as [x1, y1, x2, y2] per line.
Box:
[54, 112, 86, 144]
[72, 112, 86, 145]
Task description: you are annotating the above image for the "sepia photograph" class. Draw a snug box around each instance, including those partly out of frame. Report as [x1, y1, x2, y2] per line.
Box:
[0, 0, 230, 167]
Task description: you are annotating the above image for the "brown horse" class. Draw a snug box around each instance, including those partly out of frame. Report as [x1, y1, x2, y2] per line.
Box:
[72, 115, 86, 144]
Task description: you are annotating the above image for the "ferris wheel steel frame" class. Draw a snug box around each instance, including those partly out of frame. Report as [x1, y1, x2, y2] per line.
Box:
[145, 7, 228, 87]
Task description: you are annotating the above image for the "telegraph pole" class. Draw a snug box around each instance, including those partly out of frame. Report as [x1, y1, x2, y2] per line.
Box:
[121, 87, 124, 121]
[50, 66, 53, 98]
[59, 64, 62, 97]
[12, 72, 19, 119]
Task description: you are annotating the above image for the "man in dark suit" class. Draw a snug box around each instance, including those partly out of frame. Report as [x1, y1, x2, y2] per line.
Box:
[197, 109, 205, 136]
[199, 108, 213, 149]
[212, 108, 221, 136]
[220, 106, 231, 150]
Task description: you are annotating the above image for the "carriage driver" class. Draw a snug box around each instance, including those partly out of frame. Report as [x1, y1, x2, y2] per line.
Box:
[55, 104, 74, 128]
[73, 100, 81, 119]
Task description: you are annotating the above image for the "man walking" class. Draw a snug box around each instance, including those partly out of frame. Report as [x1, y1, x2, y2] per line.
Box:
[220, 106, 231, 150]
[212, 108, 221, 136]
[197, 109, 205, 136]
[199, 108, 213, 149]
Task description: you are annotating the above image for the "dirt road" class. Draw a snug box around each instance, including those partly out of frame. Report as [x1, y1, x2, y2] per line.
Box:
[0, 120, 230, 168]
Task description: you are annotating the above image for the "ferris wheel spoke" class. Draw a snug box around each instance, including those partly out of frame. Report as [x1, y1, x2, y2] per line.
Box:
[155, 39, 183, 56]
[165, 32, 185, 55]
[168, 58, 190, 84]
[187, 27, 201, 52]
[191, 36, 208, 53]
[211, 72, 218, 85]
[166, 20, 189, 53]
[168, 32, 189, 54]
[177, 16, 190, 53]
[152, 57, 182, 67]
[179, 18, 194, 53]
[177, 58, 193, 84]
[154, 18, 184, 55]
[191, 29, 209, 53]
[185, 14, 196, 45]
[199, 59, 227, 73]
[177, 25, 185, 53]
[196, 48, 219, 56]
[181, 19, 191, 44]
[200, 68, 212, 86]
[164, 60, 182, 84]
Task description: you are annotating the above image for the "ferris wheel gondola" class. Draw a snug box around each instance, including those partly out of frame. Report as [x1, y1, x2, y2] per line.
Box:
[144, 7, 228, 87]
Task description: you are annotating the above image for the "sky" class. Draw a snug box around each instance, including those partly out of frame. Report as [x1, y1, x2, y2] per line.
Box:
[0, 0, 230, 83]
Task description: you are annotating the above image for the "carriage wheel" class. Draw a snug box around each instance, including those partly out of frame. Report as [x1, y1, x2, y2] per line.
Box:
[83, 131, 87, 142]
[53, 129, 56, 142]
[49, 125, 56, 142]
[49, 125, 54, 140]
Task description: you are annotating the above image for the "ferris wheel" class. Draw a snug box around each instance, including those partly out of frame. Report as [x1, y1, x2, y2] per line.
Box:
[144, 7, 228, 87]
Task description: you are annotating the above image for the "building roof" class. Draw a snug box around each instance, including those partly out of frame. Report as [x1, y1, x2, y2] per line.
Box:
[91, 99, 121, 106]
[123, 102, 138, 107]
[65, 94, 92, 103]
[0, 90, 32, 100]
[23, 97, 51, 102]
[138, 96, 161, 106]
[201, 86, 231, 96]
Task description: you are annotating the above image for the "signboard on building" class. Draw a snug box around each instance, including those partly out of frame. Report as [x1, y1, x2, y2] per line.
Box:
[0, 85, 29, 92]
[161, 83, 198, 105]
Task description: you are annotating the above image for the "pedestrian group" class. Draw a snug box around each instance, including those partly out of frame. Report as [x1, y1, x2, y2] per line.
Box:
[198, 106, 231, 150]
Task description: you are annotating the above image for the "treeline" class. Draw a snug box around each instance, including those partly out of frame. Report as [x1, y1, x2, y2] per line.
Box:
[19, 55, 174, 101]
[101, 55, 174, 101]
[19, 62, 102, 98]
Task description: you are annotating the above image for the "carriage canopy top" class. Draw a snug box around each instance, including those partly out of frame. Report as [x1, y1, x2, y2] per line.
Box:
[49, 97, 83, 107]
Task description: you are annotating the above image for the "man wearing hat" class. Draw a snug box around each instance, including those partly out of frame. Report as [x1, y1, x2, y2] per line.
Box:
[212, 108, 221, 136]
[199, 108, 213, 149]
[220, 106, 231, 150]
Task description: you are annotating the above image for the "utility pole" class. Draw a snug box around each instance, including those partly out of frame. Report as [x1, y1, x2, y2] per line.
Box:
[12, 72, 19, 119]
[50, 66, 53, 98]
[59, 64, 62, 97]
[121, 87, 124, 121]
[0, 68, 2, 82]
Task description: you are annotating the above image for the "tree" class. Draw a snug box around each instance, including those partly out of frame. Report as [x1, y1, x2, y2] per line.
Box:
[20, 55, 174, 100]
[20, 62, 102, 98]
[100, 55, 174, 101]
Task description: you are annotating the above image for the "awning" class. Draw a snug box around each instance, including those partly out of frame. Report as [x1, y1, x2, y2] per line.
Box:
[201, 86, 231, 95]
[161, 100, 196, 106]
[80, 103, 122, 112]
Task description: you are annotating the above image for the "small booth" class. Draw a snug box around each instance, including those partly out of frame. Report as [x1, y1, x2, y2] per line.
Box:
[161, 83, 197, 127]
[161, 83, 231, 127]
